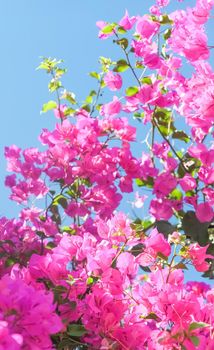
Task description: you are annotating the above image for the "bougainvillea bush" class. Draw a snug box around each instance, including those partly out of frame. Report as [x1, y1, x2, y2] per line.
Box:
[1, 0, 214, 349]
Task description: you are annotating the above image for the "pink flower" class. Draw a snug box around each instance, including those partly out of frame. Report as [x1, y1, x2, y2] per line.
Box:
[144, 52, 161, 69]
[156, 0, 170, 6]
[0, 321, 23, 350]
[5, 174, 16, 188]
[192, 0, 214, 24]
[100, 96, 122, 117]
[119, 10, 136, 30]
[153, 172, 177, 197]
[153, 142, 169, 160]
[101, 268, 124, 295]
[196, 202, 214, 222]
[150, 198, 174, 220]
[119, 175, 133, 193]
[117, 252, 138, 277]
[0, 275, 63, 349]
[4, 145, 21, 172]
[54, 104, 67, 119]
[104, 71, 122, 91]
[179, 174, 197, 192]
[169, 10, 209, 62]
[186, 281, 210, 297]
[112, 324, 151, 349]
[136, 15, 160, 39]
[145, 228, 171, 257]
[87, 243, 115, 273]
[188, 243, 213, 272]
[188, 143, 214, 165]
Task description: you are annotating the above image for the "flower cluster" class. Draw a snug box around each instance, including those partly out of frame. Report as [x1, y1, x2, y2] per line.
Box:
[0, 0, 214, 349]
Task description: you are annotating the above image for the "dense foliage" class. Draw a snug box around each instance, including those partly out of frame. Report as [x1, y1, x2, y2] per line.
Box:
[0, 0, 214, 349]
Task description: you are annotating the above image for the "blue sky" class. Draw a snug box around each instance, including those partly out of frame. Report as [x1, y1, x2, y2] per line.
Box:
[0, 0, 212, 282]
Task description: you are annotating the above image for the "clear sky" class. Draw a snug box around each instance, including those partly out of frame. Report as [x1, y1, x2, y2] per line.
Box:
[0, 0, 212, 282]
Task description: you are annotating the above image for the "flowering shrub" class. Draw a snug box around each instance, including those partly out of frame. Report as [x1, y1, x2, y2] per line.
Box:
[1, 0, 214, 349]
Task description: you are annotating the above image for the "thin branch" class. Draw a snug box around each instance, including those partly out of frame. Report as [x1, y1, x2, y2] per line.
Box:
[153, 117, 188, 172]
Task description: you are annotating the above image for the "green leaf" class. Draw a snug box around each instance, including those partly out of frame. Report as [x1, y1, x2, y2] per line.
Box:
[113, 59, 129, 73]
[58, 338, 77, 349]
[182, 211, 210, 246]
[136, 177, 154, 188]
[130, 243, 144, 257]
[163, 28, 172, 40]
[161, 44, 170, 59]
[101, 23, 116, 34]
[189, 322, 209, 332]
[68, 324, 87, 337]
[48, 80, 62, 92]
[134, 112, 144, 121]
[55, 67, 67, 78]
[89, 71, 100, 80]
[64, 107, 76, 116]
[140, 265, 151, 272]
[86, 277, 94, 285]
[5, 257, 16, 267]
[154, 108, 175, 136]
[50, 205, 61, 225]
[39, 215, 46, 222]
[190, 336, 200, 346]
[46, 241, 56, 249]
[126, 86, 139, 97]
[156, 220, 175, 237]
[150, 15, 158, 22]
[140, 76, 152, 85]
[135, 61, 145, 69]
[99, 56, 112, 72]
[157, 252, 168, 261]
[96, 104, 102, 111]
[169, 188, 183, 200]
[159, 124, 175, 136]
[37, 57, 63, 72]
[159, 14, 173, 25]
[82, 104, 91, 112]
[53, 195, 68, 209]
[178, 153, 201, 176]
[174, 262, 188, 270]
[61, 226, 75, 234]
[115, 38, 129, 49]
[172, 130, 190, 143]
[142, 220, 154, 230]
[62, 91, 76, 104]
[89, 90, 97, 97]
[143, 312, 161, 322]
[42, 101, 57, 113]
[185, 190, 195, 197]
[100, 79, 106, 88]
[85, 95, 93, 104]
[154, 109, 176, 137]
[154, 108, 172, 122]
[117, 26, 127, 34]
[36, 230, 46, 238]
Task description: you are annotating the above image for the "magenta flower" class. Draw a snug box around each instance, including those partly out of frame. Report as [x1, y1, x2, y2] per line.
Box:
[119, 10, 136, 30]
[104, 71, 122, 91]
[100, 96, 122, 117]
[0, 275, 63, 349]
[196, 202, 214, 223]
